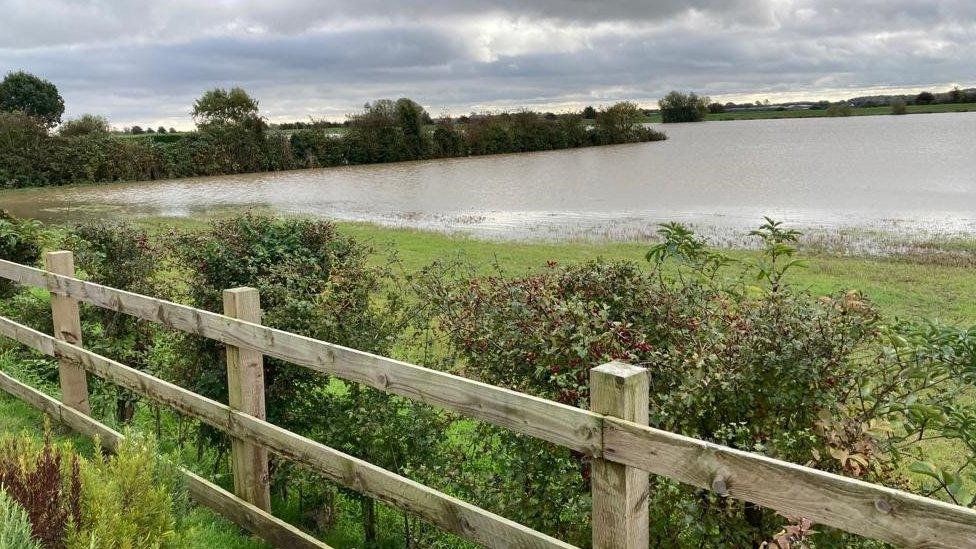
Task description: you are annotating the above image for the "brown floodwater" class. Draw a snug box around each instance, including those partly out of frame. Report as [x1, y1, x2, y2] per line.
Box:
[2, 113, 975, 248]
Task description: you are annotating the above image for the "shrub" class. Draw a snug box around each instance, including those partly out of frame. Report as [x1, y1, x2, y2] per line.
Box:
[68, 434, 177, 549]
[0, 210, 43, 297]
[658, 91, 709, 123]
[70, 221, 161, 423]
[826, 103, 853, 117]
[0, 489, 41, 549]
[915, 91, 935, 105]
[415, 219, 883, 545]
[891, 98, 908, 115]
[169, 214, 404, 432]
[0, 430, 82, 547]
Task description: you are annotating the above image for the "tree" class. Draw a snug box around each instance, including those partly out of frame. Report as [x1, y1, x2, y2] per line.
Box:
[0, 71, 65, 127]
[581, 105, 597, 119]
[157, 126, 167, 134]
[707, 102, 725, 114]
[58, 114, 110, 136]
[168, 127, 176, 133]
[949, 87, 963, 103]
[915, 91, 935, 105]
[595, 102, 644, 143]
[395, 98, 428, 159]
[146, 127, 155, 134]
[130, 125, 144, 134]
[658, 91, 709, 123]
[191, 87, 260, 127]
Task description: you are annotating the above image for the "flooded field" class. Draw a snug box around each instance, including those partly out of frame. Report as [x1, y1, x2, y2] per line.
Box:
[3, 112, 975, 252]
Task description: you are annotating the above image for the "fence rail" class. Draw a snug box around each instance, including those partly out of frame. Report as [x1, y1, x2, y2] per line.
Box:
[0, 256, 975, 548]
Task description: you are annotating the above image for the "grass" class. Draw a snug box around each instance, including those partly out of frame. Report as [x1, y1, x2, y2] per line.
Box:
[336, 222, 976, 324]
[633, 102, 976, 123]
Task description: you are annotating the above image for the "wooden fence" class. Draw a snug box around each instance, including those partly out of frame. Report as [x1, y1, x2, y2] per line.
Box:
[0, 254, 974, 548]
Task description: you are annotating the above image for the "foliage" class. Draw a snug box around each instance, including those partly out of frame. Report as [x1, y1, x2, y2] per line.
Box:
[70, 221, 161, 423]
[0, 91, 665, 188]
[191, 88, 260, 128]
[915, 91, 935, 105]
[168, 213, 443, 538]
[0, 489, 40, 549]
[658, 91, 709, 123]
[0, 71, 65, 127]
[0, 210, 44, 297]
[826, 103, 853, 117]
[68, 434, 178, 549]
[0, 428, 180, 549]
[593, 102, 657, 144]
[890, 98, 908, 115]
[415, 220, 885, 545]
[58, 115, 110, 137]
[707, 102, 726, 114]
[0, 429, 82, 547]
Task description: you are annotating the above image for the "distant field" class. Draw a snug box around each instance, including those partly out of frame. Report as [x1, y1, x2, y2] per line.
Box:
[637, 102, 976, 123]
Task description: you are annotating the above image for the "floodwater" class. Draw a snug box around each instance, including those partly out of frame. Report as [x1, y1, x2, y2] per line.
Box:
[3, 113, 975, 247]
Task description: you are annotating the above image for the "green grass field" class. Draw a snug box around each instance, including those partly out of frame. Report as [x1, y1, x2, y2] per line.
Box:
[334, 222, 976, 324]
[634, 102, 976, 123]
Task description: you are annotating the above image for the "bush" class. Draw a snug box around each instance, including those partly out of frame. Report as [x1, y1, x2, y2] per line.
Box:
[891, 98, 908, 115]
[169, 214, 403, 433]
[69, 434, 177, 549]
[658, 91, 709, 123]
[70, 221, 162, 423]
[415, 219, 884, 545]
[826, 103, 853, 117]
[0, 430, 82, 547]
[0, 429, 180, 549]
[0, 489, 40, 549]
[0, 210, 44, 297]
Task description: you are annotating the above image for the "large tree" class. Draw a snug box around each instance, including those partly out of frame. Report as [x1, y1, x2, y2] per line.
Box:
[0, 71, 65, 127]
[191, 87, 260, 127]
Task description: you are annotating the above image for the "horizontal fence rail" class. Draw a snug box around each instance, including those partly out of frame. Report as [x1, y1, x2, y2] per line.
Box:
[0, 257, 975, 548]
[0, 259, 603, 455]
[0, 315, 570, 549]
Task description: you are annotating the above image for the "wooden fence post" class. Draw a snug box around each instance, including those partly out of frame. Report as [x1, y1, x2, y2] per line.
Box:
[44, 251, 90, 415]
[224, 287, 271, 512]
[590, 361, 649, 549]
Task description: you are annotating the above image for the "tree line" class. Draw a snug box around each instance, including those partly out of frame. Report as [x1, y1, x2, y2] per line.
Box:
[0, 71, 665, 188]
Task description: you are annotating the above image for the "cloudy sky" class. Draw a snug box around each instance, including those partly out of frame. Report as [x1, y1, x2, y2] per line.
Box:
[1, 0, 974, 129]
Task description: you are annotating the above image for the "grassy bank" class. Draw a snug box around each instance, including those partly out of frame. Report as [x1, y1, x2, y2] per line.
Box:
[633, 101, 976, 123]
[330, 222, 976, 324]
[132, 216, 976, 323]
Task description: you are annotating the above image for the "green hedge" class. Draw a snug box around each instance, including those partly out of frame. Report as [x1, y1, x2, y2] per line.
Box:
[1, 107, 666, 188]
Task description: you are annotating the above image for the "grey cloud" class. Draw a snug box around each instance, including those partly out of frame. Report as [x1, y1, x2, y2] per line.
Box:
[0, 0, 972, 127]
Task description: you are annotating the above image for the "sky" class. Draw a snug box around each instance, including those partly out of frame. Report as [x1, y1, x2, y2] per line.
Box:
[1, 0, 974, 129]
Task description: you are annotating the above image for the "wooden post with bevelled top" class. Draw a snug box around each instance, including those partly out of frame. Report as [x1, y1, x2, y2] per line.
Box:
[590, 361, 649, 549]
[224, 287, 271, 512]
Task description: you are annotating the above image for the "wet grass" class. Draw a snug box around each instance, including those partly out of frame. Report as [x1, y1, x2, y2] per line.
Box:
[336, 222, 976, 324]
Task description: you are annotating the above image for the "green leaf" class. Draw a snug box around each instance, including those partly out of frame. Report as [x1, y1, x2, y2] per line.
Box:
[908, 461, 941, 481]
